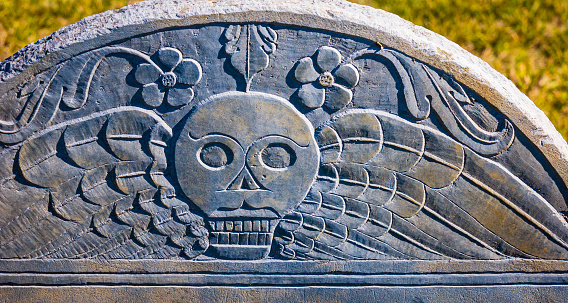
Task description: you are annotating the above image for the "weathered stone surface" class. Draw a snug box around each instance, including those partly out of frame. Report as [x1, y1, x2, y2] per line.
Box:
[0, 0, 568, 300]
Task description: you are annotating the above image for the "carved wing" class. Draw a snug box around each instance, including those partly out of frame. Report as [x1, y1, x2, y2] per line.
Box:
[0, 108, 208, 259]
[273, 110, 568, 260]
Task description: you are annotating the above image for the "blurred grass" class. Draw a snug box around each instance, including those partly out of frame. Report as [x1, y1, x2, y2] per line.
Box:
[0, 0, 566, 139]
[0, 0, 138, 58]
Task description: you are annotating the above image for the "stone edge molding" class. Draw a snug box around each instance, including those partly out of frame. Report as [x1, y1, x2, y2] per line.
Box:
[1, 260, 568, 301]
[0, 0, 567, 189]
[1, 259, 568, 286]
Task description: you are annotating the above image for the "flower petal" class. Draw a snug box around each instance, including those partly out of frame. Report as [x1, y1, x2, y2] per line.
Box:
[166, 86, 194, 107]
[174, 59, 202, 85]
[315, 46, 341, 72]
[325, 84, 352, 110]
[134, 63, 161, 85]
[298, 83, 325, 109]
[333, 64, 359, 88]
[158, 47, 182, 71]
[294, 57, 319, 84]
[141, 83, 164, 108]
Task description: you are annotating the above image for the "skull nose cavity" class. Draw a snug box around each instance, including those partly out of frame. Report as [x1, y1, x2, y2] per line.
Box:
[228, 166, 261, 190]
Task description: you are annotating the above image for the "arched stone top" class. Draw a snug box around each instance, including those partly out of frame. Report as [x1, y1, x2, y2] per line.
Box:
[0, 0, 566, 188]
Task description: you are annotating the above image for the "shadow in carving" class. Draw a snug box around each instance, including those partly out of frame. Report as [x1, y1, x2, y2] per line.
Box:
[0, 24, 566, 262]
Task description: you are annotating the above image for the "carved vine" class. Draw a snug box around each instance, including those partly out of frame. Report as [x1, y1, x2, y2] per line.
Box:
[0, 46, 202, 145]
[340, 47, 515, 156]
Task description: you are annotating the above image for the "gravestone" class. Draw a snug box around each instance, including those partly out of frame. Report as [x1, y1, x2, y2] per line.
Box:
[0, 0, 568, 301]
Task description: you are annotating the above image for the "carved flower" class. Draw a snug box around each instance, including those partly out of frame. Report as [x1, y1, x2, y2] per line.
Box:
[294, 46, 359, 110]
[134, 47, 202, 108]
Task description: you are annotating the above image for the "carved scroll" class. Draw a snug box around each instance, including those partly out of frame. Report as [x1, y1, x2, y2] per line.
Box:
[342, 47, 515, 156]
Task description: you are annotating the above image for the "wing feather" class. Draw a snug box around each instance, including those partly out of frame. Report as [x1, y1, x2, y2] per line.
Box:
[19, 129, 83, 189]
[2, 108, 208, 259]
[275, 109, 568, 260]
[331, 163, 369, 198]
[336, 198, 369, 229]
[381, 173, 425, 218]
[64, 115, 118, 169]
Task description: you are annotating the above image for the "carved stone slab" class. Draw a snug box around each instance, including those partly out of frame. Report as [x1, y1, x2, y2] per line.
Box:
[0, 0, 568, 301]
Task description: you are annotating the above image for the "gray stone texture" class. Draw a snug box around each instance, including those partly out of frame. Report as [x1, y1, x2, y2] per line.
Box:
[1, 0, 566, 189]
[0, 0, 567, 300]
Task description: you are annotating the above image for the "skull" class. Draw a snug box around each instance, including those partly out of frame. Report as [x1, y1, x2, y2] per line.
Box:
[175, 92, 319, 260]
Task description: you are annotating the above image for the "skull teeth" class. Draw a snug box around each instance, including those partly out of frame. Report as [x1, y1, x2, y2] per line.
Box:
[208, 219, 278, 246]
[211, 232, 273, 246]
[209, 219, 273, 232]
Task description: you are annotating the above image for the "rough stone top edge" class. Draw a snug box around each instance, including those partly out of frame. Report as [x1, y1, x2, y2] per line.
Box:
[1, 0, 567, 184]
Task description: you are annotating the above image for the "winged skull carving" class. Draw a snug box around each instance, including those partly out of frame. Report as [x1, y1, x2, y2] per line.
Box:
[1, 89, 567, 261]
[0, 28, 566, 261]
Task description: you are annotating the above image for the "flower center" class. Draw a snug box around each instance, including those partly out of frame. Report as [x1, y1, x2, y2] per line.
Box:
[161, 72, 177, 88]
[318, 72, 334, 88]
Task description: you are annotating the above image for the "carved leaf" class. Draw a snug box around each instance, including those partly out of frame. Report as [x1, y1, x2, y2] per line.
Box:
[0, 46, 180, 145]
[224, 24, 278, 90]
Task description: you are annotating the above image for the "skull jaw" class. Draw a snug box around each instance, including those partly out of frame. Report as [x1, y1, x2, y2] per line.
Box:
[210, 244, 272, 260]
[208, 216, 279, 260]
[202, 186, 312, 260]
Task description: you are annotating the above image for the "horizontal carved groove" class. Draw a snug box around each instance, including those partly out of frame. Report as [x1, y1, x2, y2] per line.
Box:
[382, 141, 422, 155]
[107, 135, 143, 140]
[65, 136, 98, 148]
[338, 179, 367, 187]
[1, 272, 568, 287]
[422, 151, 462, 171]
[19, 150, 57, 172]
[342, 138, 382, 144]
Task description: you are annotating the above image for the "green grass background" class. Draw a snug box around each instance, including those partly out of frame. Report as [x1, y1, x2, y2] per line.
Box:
[0, 0, 566, 139]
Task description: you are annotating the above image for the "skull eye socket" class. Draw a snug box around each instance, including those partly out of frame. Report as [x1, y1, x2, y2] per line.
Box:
[261, 143, 296, 169]
[200, 142, 233, 168]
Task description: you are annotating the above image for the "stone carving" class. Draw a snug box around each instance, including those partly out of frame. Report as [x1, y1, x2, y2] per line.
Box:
[274, 109, 568, 260]
[0, 46, 202, 144]
[176, 92, 318, 259]
[295, 46, 359, 110]
[12, 108, 209, 259]
[134, 47, 202, 108]
[0, 19, 567, 265]
[223, 24, 278, 91]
